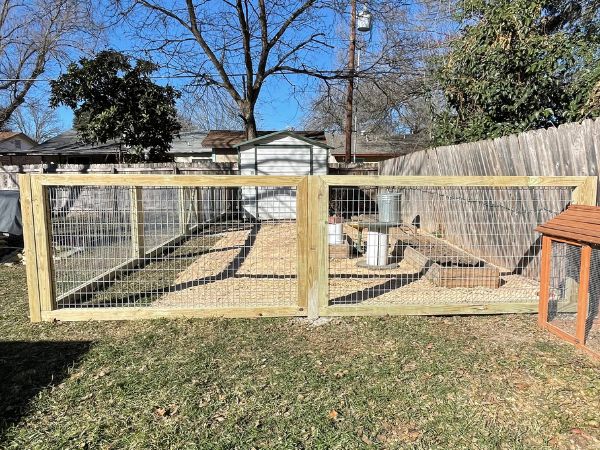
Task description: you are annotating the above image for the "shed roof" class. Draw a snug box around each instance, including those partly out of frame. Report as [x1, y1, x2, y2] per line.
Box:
[535, 205, 600, 245]
[237, 130, 331, 149]
[202, 129, 326, 149]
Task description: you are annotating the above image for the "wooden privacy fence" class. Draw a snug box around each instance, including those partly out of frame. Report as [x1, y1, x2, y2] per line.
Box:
[20, 174, 596, 322]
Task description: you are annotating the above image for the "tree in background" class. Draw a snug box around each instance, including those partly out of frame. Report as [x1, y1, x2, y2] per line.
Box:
[8, 98, 63, 143]
[116, 0, 415, 138]
[50, 50, 181, 161]
[0, 0, 103, 129]
[433, 0, 600, 145]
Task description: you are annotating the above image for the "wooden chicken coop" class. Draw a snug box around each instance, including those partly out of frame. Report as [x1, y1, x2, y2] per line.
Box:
[536, 205, 600, 359]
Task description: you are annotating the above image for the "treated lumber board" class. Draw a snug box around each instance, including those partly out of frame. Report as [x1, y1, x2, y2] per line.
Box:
[30, 177, 55, 312]
[296, 177, 309, 309]
[35, 174, 305, 187]
[321, 175, 591, 187]
[130, 187, 145, 258]
[19, 174, 42, 322]
[42, 306, 306, 322]
[307, 176, 328, 318]
[319, 302, 541, 316]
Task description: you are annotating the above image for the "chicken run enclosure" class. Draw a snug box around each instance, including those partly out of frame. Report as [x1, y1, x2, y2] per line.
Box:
[20, 174, 596, 322]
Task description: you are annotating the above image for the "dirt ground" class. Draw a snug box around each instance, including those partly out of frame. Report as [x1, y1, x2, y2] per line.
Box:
[155, 222, 542, 308]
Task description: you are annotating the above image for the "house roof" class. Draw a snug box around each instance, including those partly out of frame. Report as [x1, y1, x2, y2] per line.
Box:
[202, 129, 326, 149]
[2, 130, 211, 156]
[535, 205, 600, 245]
[0, 131, 37, 146]
[237, 130, 332, 149]
[326, 132, 426, 157]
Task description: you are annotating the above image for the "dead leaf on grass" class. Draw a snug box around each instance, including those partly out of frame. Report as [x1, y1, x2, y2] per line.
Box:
[154, 404, 179, 419]
[328, 409, 339, 421]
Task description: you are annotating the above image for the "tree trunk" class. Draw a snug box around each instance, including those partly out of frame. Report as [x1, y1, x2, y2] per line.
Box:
[242, 101, 258, 139]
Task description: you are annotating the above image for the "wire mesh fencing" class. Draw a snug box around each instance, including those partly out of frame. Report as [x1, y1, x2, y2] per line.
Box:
[546, 241, 581, 337]
[48, 184, 300, 310]
[326, 185, 574, 308]
[586, 247, 600, 355]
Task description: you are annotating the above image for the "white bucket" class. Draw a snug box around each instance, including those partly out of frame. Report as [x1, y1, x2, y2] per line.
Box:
[365, 231, 388, 266]
[328, 223, 344, 245]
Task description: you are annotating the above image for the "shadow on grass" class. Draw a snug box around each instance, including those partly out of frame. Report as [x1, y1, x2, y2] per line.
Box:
[0, 340, 91, 435]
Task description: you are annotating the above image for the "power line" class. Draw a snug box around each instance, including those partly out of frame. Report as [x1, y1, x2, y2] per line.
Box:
[0, 69, 420, 84]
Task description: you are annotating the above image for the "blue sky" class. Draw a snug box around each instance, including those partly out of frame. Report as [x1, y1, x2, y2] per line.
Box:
[52, 1, 450, 133]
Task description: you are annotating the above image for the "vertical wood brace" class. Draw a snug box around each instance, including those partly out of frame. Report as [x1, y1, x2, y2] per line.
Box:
[576, 244, 592, 344]
[178, 187, 188, 235]
[19, 174, 42, 322]
[30, 177, 56, 313]
[307, 176, 329, 319]
[538, 236, 553, 326]
[296, 177, 309, 311]
[130, 187, 145, 258]
[572, 176, 597, 206]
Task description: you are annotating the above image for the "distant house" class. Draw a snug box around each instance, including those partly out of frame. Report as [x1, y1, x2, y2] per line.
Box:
[326, 132, 426, 163]
[0, 128, 425, 166]
[0, 132, 38, 164]
[0, 130, 212, 165]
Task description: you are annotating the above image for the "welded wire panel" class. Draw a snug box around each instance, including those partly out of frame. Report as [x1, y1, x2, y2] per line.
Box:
[48, 185, 298, 309]
[328, 185, 573, 307]
[546, 241, 580, 337]
[584, 247, 600, 354]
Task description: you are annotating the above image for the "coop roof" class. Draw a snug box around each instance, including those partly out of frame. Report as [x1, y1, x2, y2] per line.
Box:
[535, 205, 600, 244]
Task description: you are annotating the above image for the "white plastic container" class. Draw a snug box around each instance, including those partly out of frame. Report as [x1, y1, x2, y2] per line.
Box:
[365, 231, 388, 266]
[328, 223, 344, 245]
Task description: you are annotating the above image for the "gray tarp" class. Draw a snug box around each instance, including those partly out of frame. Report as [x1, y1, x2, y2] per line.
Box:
[0, 190, 22, 235]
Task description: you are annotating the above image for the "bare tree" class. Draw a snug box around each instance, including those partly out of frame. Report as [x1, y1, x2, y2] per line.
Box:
[117, 0, 339, 138]
[8, 97, 63, 143]
[304, 0, 456, 138]
[0, 0, 103, 128]
[178, 86, 243, 131]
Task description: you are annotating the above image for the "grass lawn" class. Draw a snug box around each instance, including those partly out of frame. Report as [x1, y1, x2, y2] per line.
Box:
[1, 265, 599, 449]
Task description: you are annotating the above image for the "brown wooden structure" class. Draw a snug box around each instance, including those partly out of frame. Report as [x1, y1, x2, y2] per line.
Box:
[537, 204, 600, 359]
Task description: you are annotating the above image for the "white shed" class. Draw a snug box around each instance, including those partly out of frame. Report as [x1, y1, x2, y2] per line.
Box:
[237, 131, 330, 220]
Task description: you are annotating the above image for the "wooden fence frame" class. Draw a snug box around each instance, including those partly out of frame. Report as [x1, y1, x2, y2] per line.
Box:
[20, 174, 309, 322]
[314, 175, 597, 318]
[20, 174, 597, 322]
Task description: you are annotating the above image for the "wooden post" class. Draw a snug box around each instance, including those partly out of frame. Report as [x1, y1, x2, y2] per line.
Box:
[296, 177, 309, 312]
[130, 187, 145, 258]
[538, 236, 552, 326]
[30, 176, 55, 313]
[576, 244, 592, 344]
[572, 176, 597, 206]
[178, 187, 188, 235]
[19, 174, 42, 322]
[307, 176, 329, 319]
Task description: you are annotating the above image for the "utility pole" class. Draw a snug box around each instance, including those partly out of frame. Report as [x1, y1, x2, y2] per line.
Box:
[344, 0, 357, 164]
